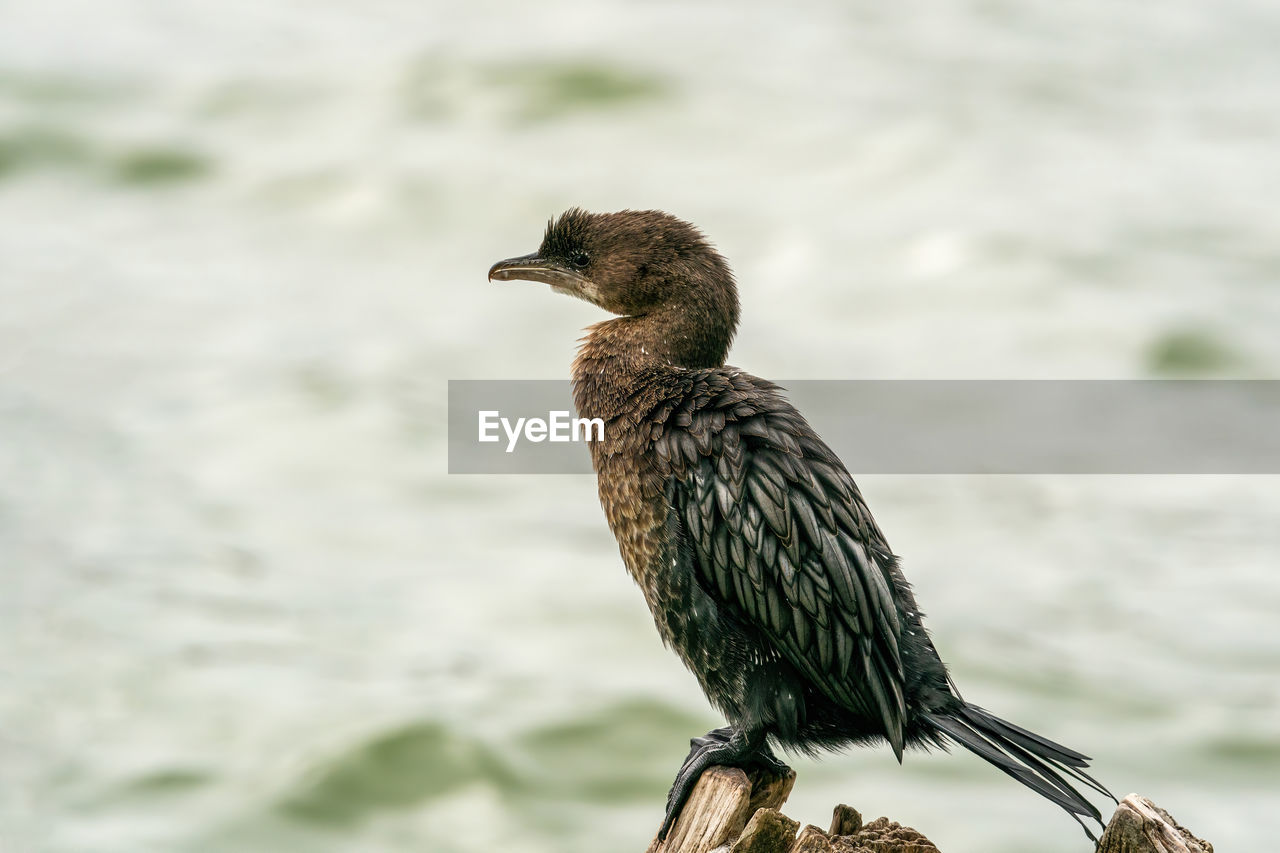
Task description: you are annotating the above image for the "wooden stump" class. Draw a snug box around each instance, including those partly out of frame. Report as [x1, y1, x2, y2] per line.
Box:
[1097, 794, 1214, 853]
[643, 769, 1211, 853]
[643, 766, 796, 853]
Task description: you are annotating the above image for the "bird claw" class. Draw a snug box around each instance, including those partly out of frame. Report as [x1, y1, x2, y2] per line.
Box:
[657, 726, 788, 842]
[747, 749, 790, 776]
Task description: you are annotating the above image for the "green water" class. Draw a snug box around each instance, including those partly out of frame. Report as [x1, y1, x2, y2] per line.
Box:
[2, 2, 1279, 851]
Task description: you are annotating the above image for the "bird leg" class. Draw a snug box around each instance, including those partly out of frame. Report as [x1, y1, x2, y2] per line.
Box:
[657, 725, 790, 840]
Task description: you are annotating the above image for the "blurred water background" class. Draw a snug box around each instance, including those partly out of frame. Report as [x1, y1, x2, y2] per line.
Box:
[3, 1, 1279, 851]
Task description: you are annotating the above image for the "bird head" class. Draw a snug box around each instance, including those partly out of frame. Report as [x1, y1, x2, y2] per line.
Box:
[489, 208, 740, 368]
[490, 207, 737, 312]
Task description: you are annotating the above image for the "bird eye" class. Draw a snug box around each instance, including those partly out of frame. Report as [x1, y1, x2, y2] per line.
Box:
[571, 251, 590, 268]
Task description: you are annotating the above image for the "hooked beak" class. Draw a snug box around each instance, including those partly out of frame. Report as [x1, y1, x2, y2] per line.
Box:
[487, 253, 587, 289]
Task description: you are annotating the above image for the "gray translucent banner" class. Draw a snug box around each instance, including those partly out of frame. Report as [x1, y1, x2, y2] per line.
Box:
[448, 380, 1280, 474]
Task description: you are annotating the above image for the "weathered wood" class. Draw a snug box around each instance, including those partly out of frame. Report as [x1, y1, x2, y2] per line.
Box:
[1097, 794, 1213, 853]
[732, 809, 801, 853]
[791, 825, 833, 853]
[642, 767, 1212, 853]
[646, 766, 797, 853]
[644, 766, 752, 853]
[746, 766, 798, 816]
[835, 816, 938, 852]
[828, 804, 862, 837]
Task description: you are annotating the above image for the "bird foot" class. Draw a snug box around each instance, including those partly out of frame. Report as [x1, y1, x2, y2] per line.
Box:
[657, 725, 791, 841]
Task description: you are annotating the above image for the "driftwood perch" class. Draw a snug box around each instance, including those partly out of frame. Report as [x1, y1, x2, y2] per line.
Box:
[1096, 795, 1213, 853]
[644, 767, 1212, 853]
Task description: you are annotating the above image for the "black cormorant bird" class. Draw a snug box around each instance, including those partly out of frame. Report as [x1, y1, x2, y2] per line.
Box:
[488, 208, 1112, 841]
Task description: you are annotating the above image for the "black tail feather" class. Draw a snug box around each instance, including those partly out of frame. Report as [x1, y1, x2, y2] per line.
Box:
[926, 703, 1113, 842]
[957, 705, 1117, 803]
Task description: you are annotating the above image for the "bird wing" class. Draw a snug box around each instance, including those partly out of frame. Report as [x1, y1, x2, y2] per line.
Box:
[653, 374, 909, 756]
